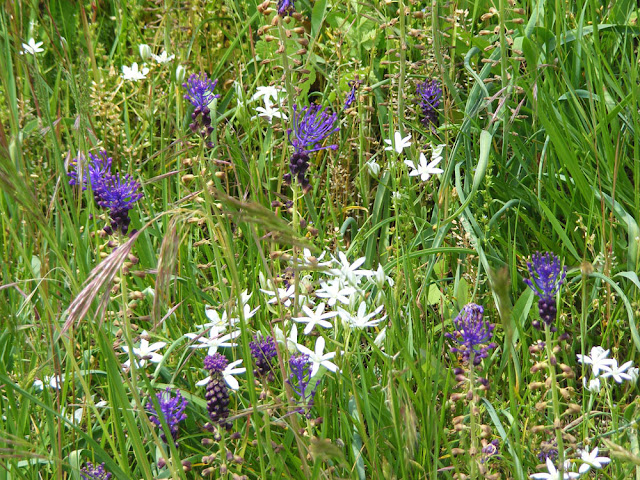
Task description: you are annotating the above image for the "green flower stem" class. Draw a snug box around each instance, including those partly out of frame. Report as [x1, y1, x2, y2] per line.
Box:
[544, 325, 565, 469]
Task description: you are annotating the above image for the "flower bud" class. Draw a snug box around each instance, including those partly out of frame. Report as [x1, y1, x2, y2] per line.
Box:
[139, 44, 152, 61]
[175, 65, 186, 84]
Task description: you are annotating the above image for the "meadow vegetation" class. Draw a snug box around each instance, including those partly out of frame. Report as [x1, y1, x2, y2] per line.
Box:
[1, 0, 640, 479]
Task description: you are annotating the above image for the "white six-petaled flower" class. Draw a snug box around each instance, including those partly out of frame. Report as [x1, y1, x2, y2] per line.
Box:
[602, 359, 635, 383]
[151, 50, 175, 63]
[184, 328, 241, 355]
[338, 302, 386, 329]
[296, 337, 339, 378]
[293, 302, 338, 335]
[21, 38, 44, 55]
[576, 346, 616, 377]
[331, 251, 372, 285]
[529, 457, 579, 480]
[254, 100, 288, 123]
[404, 151, 444, 182]
[315, 279, 356, 307]
[195, 359, 246, 390]
[122, 62, 149, 81]
[384, 131, 412, 154]
[121, 330, 166, 368]
[578, 447, 611, 474]
[251, 85, 285, 104]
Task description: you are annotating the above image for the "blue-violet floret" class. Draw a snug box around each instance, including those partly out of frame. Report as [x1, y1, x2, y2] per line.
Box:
[446, 303, 497, 366]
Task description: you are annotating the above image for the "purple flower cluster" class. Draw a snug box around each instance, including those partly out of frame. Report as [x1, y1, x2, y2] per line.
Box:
[524, 252, 566, 330]
[249, 334, 278, 378]
[416, 79, 442, 130]
[446, 303, 497, 366]
[80, 462, 112, 480]
[68, 150, 142, 235]
[277, 0, 295, 17]
[146, 388, 188, 444]
[183, 72, 220, 148]
[285, 104, 339, 193]
[203, 353, 232, 429]
[287, 354, 318, 415]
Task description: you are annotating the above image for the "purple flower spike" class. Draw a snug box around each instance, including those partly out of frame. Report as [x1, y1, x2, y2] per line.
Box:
[524, 252, 566, 300]
[524, 252, 566, 329]
[286, 103, 339, 192]
[289, 104, 339, 154]
[182, 72, 220, 147]
[249, 335, 278, 378]
[95, 173, 143, 235]
[416, 79, 442, 130]
[80, 462, 112, 480]
[277, 0, 295, 17]
[68, 151, 113, 191]
[204, 353, 232, 429]
[183, 73, 220, 110]
[146, 388, 188, 444]
[445, 303, 497, 366]
[287, 354, 319, 416]
[67, 151, 142, 235]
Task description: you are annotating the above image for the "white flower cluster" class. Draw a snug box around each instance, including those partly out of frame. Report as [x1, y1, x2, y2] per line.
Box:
[251, 85, 288, 124]
[577, 346, 637, 393]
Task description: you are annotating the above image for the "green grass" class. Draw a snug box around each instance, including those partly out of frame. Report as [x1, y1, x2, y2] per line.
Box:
[1, 0, 640, 479]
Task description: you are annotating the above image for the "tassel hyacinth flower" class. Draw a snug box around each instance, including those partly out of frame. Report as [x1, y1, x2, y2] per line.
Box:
[183, 72, 220, 148]
[67, 150, 142, 235]
[446, 303, 497, 366]
[204, 353, 232, 430]
[146, 388, 188, 444]
[416, 79, 442, 130]
[285, 104, 339, 193]
[524, 252, 567, 330]
[287, 354, 318, 415]
[249, 334, 278, 379]
[80, 462, 112, 480]
[277, 0, 295, 17]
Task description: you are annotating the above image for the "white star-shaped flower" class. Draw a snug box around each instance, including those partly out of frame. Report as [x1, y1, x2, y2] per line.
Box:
[199, 308, 239, 331]
[151, 50, 175, 63]
[21, 38, 44, 55]
[576, 346, 616, 377]
[184, 328, 240, 355]
[293, 248, 332, 268]
[404, 151, 444, 182]
[261, 284, 297, 307]
[253, 100, 288, 123]
[602, 359, 635, 383]
[315, 278, 356, 307]
[384, 131, 412, 154]
[195, 359, 246, 390]
[338, 302, 386, 329]
[578, 447, 611, 474]
[251, 85, 285, 104]
[331, 252, 372, 285]
[296, 337, 339, 378]
[121, 331, 166, 368]
[122, 62, 149, 81]
[530, 457, 579, 480]
[293, 302, 338, 335]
